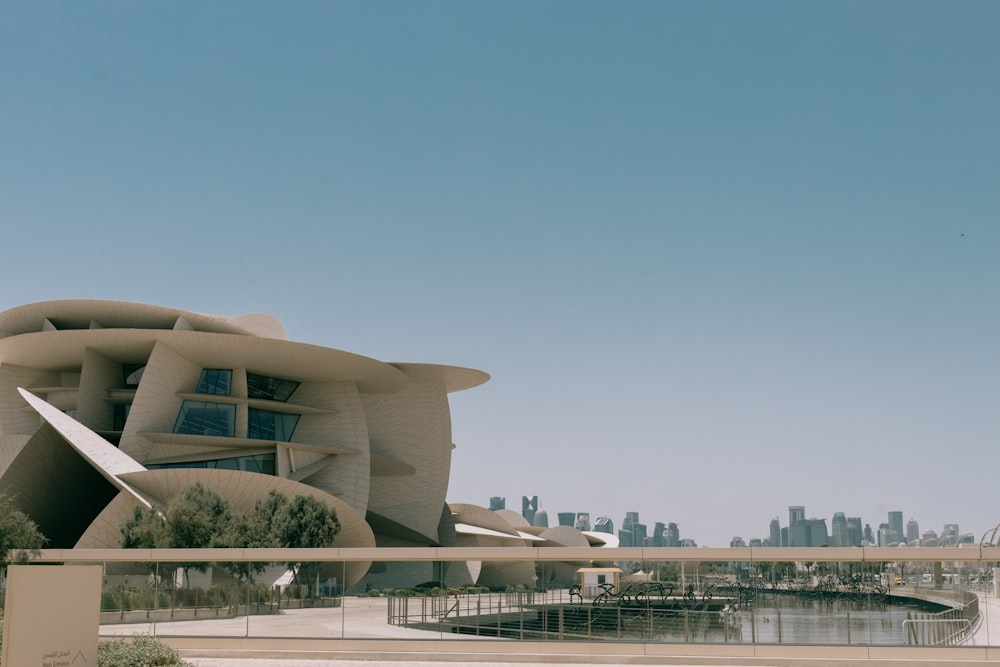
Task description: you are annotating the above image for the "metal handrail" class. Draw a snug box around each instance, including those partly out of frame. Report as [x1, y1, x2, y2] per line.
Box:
[902, 618, 972, 646]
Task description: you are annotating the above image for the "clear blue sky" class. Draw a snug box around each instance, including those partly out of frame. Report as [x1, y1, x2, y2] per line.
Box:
[1, 1, 997, 546]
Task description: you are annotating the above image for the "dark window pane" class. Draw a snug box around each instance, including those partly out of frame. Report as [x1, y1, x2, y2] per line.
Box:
[123, 365, 145, 387]
[248, 408, 299, 442]
[173, 400, 235, 437]
[113, 403, 132, 431]
[246, 372, 299, 402]
[147, 453, 275, 476]
[211, 458, 240, 471]
[196, 369, 232, 396]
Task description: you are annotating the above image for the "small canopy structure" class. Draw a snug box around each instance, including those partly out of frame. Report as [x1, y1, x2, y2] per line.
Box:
[576, 567, 623, 598]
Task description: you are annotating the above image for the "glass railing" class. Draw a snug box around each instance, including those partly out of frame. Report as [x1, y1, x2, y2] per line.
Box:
[10, 547, 1000, 648]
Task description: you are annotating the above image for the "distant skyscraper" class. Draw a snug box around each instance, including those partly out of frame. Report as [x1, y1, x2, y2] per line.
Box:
[788, 506, 806, 546]
[522, 496, 538, 525]
[749, 538, 762, 548]
[943, 523, 959, 541]
[633, 523, 648, 545]
[888, 511, 904, 545]
[831, 512, 848, 547]
[594, 516, 614, 534]
[906, 518, 920, 544]
[620, 511, 643, 545]
[790, 518, 828, 547]
[489, 496, 505, 511]
[863, 523, 874, 545]
[878, 522, 891, 547]
[664, 523, 680, 547]
[532, 509, 549, 528]
[730, 536, 746, 547]
[788, 505, 805, 526]
[557, 512, 576, 527]
[575, 513, 591, 531]
[847, 517, 863, 547]
[769, 518, 781, 548]
[652, 522, 666, 547]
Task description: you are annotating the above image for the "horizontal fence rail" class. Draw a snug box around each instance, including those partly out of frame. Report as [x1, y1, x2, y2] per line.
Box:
[25, 546, 1000, 563]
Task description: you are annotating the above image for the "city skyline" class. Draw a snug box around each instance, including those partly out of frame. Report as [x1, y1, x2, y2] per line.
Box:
[482, 495, 978, 548]
[1, 2, 997, 551]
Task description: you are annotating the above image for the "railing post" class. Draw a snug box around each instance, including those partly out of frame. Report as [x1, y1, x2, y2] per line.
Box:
[846, 605, 850, 645]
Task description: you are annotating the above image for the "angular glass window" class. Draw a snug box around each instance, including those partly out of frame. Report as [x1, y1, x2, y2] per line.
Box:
[123, 364, 145, 388]
[173, 400, 236, 437]
[196, 369, 232, 396]
[248, 408, 299, 441]
[147, 453, 275, 475]
[246, 372, 300, 402]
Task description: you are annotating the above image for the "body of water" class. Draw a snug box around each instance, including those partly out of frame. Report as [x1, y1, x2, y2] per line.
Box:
[536, 593, 938, 645]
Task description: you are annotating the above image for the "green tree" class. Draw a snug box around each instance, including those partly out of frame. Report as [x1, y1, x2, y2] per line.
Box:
[121, 505, 166, 549]
[120, 484, 232, 586]
[0, 494, 46, 572]
[119, 486, 341, 591]
[218, 490, 290, 583]
[273, 494, 341, 593]
[164, 483, 232, 549]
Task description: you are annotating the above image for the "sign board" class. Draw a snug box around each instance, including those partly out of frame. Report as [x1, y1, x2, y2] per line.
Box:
[2, 565, 102, 667]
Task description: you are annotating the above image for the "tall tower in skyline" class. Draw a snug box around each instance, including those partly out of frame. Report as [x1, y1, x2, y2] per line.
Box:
[788, 506, 805, 546]
[653, 521, 666, 547]
[847, 517, 863, 547]
[831, 512, 848, 547]
[906, 518, 920, 544]
[769, 518, 781, 547]
[888, 511, 904, 545]
[664, 522, 680, 547]
[489, 496, 505, 511]
[522, 496, 538, 525]
[789, 506, 805, 525]
[594, 516, 614, 534]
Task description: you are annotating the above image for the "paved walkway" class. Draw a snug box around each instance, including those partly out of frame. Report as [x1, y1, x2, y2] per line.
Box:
[972, 591, 1000, 646]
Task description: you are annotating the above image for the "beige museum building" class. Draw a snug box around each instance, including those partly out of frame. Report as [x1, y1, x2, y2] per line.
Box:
[0, 300, 612, 591]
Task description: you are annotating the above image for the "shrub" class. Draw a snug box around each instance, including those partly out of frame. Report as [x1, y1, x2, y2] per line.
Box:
[97, 634, 192, 667]
[101, 589, 123, 611]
